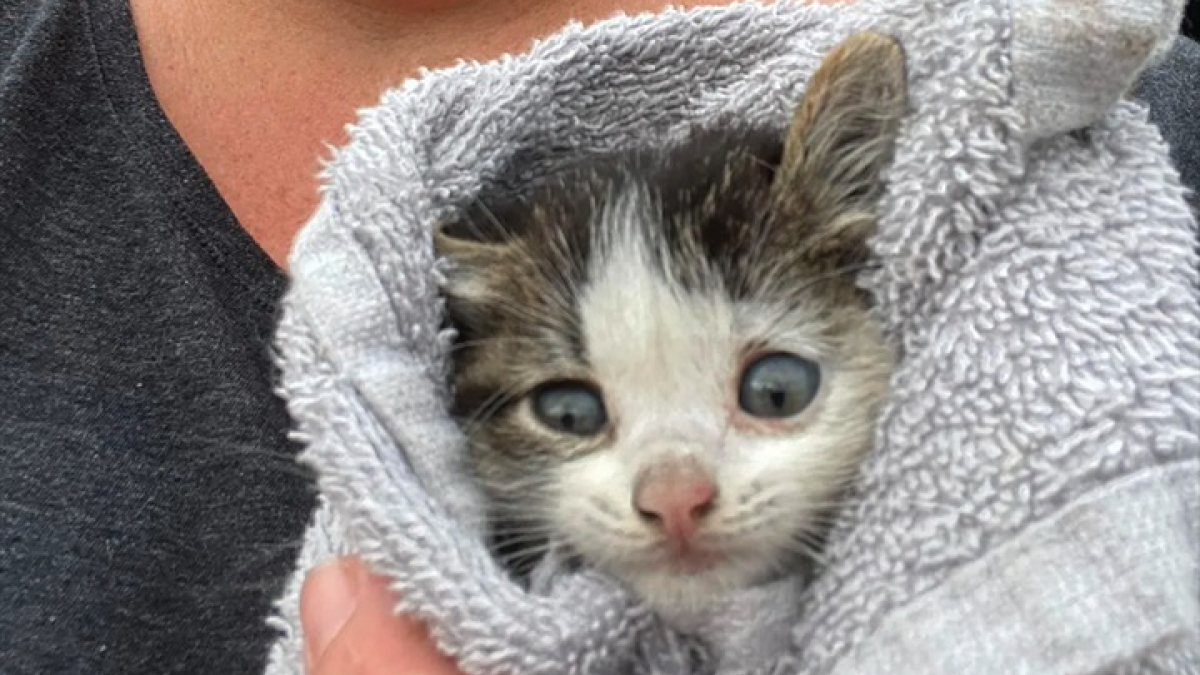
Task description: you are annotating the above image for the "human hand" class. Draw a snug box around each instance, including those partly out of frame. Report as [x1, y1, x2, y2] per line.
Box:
[300, 556, 465, 675]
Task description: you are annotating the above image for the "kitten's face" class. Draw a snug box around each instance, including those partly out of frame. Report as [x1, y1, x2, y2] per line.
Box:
[435, 32, 907, 617]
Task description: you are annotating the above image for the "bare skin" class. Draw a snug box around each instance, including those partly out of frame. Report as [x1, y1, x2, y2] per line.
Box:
[131, 0, 735, 267]
[301, 557, 463, 675]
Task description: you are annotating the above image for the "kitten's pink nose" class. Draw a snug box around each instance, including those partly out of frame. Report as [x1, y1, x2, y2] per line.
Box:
[633, 459, 717, 546]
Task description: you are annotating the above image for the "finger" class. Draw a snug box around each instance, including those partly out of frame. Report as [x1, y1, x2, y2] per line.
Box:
[300, 558, 360, 671]
[303, 557, 464, 675]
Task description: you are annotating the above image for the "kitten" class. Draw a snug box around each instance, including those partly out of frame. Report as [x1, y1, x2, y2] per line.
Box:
[434, 32, 907, 619]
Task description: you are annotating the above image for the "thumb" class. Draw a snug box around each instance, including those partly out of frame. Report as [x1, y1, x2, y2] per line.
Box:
[300, 556, 463, 675]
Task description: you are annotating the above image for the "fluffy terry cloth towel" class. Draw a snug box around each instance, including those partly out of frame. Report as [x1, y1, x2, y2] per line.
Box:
[266, 1, 1200, 674]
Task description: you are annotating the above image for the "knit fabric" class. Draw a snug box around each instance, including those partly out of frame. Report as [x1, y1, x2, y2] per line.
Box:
[266, 1, 1200, 674]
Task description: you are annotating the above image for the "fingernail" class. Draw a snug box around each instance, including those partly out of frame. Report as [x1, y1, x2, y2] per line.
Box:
[301, 558, 361, 669]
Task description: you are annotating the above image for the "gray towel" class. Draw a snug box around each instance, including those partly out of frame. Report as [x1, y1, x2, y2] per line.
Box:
[265, 1, 1200, 674]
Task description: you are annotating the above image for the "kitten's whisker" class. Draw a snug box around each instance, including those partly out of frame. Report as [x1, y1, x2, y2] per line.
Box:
[449, 336, 544, 353]
[488, 526, 557, 540]
[781, 540, 830, 568]
[468, 197, 514, 241]
[187, 443, 317, 482]
[494, 541, 561, 564]
[455, 382, 530, 435]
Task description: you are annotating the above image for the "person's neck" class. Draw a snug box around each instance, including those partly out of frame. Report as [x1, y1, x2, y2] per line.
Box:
[129, 0, 724, 268]
[257, 0, 559, 63]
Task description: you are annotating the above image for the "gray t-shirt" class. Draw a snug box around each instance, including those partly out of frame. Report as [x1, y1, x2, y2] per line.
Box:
[0, 1, 313, 674]
[1, 1, 1196, 674]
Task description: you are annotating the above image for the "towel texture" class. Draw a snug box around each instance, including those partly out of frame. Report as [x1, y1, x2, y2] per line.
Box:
[266, 1, 1200, 674]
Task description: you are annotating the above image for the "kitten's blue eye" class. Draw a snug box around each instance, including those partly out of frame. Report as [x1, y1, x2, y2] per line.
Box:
[738, 353, 821, 418]
[531, 382, 608, 436]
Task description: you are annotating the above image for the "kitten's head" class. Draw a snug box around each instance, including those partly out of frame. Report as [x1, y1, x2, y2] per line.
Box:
[435, 32, 906, 618]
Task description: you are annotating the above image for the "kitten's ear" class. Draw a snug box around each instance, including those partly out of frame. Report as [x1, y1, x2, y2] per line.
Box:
[776, 31, 908, 252]
[433, 223, 512, 318]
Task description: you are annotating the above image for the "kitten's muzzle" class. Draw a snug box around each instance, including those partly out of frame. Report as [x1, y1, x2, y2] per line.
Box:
[632, 458, 718, 552]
